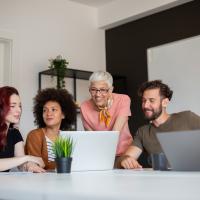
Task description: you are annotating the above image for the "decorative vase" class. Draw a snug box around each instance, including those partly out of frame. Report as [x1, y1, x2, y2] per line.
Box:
[55, 157, 72, 173]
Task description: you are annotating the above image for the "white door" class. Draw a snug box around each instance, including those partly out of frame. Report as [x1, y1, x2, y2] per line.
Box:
[0, 38, 12, 86]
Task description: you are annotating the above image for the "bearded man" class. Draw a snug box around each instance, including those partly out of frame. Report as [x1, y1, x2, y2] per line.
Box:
[120, 80, 200, 169]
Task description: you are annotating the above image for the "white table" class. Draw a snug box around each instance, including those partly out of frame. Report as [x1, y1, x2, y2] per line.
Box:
[0, 169, 200, 200]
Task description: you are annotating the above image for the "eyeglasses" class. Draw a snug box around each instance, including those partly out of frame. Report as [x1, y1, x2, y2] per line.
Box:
[89, 88, 110, 95]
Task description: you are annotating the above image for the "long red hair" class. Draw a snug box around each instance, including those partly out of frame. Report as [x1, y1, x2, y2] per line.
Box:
[0, 86, 19, 149]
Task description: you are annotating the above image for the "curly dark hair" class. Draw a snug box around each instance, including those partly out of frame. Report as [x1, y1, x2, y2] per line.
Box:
[33, 88, 77, 130]
[138, 80, 173, 101]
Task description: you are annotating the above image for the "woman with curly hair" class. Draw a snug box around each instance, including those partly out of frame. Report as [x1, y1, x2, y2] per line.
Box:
[0, 86, 45, 172]
[25, 88, 77, 170]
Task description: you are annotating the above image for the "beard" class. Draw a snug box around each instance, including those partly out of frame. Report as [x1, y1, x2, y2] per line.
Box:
[143, 104, 163, 121]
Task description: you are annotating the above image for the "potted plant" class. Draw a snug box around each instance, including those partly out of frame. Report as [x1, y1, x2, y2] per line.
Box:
[53, 136, 74, 173]
[49, 55, 69, 89]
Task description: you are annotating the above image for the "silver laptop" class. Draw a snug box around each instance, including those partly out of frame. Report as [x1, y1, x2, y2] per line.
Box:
[156, 130, 200, 171]
[60, 131, 119, 171]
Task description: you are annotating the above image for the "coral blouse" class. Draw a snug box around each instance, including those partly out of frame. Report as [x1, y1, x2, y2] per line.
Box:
[80, 93, 133, 155]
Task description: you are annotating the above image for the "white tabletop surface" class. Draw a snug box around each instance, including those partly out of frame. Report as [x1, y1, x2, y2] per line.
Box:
[0, 169, 200, 200]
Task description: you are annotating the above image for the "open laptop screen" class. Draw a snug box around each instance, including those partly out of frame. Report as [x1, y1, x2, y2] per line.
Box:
[156, 130, 200, 171]
[60, 131, 119, 171]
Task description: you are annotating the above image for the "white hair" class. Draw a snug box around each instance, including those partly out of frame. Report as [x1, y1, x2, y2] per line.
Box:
[89, 71, 113, 87]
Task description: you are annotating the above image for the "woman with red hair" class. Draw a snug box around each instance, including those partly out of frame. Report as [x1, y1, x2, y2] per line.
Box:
[0, 86, 45, 172]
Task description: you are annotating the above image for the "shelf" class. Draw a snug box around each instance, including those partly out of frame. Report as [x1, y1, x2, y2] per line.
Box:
[39, 68, 92, 80]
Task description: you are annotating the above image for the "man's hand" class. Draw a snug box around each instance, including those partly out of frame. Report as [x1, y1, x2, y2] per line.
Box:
[121, 156, 142, 169]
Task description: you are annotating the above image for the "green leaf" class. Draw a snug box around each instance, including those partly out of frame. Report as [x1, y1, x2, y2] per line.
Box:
[53, 136, 74, 158]
[48, 55, 69, 89]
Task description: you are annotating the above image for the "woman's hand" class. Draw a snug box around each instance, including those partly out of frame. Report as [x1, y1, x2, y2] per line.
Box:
[25, 155, 45, 168]
[26, 161, 46, 173]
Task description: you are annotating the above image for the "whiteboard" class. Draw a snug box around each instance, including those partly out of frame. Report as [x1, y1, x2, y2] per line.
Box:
[147, 35, 200, 115]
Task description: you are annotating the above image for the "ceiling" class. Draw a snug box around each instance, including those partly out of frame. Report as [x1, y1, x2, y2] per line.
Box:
[69, 0, 115, 8]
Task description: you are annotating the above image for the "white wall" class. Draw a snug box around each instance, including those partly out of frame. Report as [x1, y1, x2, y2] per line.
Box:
[147, 35, 200, 115]
[98, 0, 192, 29]
[0, 0, 106, 137]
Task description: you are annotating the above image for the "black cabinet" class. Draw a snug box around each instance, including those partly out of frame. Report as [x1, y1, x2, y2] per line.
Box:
[112, 75, 127, 94]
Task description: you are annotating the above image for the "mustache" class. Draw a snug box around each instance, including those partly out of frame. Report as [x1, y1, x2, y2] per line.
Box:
[143, 108, 153, 112]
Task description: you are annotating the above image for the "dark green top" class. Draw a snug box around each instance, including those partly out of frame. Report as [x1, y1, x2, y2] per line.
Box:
[133, 111, 200, 154]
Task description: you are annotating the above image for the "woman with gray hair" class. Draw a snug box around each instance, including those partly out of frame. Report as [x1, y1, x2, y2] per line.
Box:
[80, 71, 133, 157]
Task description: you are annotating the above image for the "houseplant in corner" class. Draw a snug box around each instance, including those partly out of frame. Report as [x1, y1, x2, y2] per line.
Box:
[53, 136, 74, 173]
[49, 55, 69, 89]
